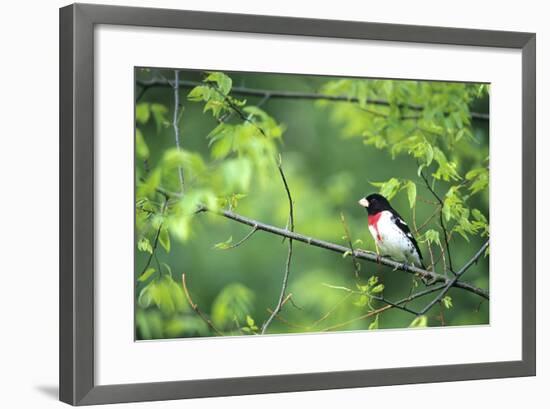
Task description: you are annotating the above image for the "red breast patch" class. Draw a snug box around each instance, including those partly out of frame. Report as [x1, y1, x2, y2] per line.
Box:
[368, 212, 383, 242]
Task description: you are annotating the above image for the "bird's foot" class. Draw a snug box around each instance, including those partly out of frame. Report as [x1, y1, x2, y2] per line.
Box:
[421, 275, 437, 286]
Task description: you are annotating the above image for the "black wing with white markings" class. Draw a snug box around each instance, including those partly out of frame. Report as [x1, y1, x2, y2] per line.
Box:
[389, 209, 424, 265]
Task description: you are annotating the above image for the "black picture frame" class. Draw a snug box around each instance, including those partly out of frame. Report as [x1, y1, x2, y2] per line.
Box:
[59, 3, 536, 405]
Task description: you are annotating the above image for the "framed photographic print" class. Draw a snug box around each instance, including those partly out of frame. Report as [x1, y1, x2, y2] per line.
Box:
[59, 3, 536, 405]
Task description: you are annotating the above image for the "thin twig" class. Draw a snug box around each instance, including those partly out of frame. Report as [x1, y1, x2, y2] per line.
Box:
[172, 70, 185, 194]
[208, 83, 268, 138]
[181, 273, 223, 336]
[438, 302, 446, 326]
[139, 200, 168, 277]
[340, 213, 361, 278]
[438, 240, 448, 278]
[412, 203, 437, 272]
[322, 283, 421, 316]
[413, 205, 442, 235]
[266, 308, 307, 330]
[221, 226, 258, 250]
[322, 283, 448, 331]
[371, 295, 420, 315]
[418, 239, 489, 315]
[261, 159, 295, 334]
[420, 170, 454, 274]
[309, 293, 354, 329]
[427, 242, 436, 271]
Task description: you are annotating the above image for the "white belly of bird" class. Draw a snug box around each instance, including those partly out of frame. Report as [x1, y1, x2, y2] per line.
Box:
[369, 211, 421, 266]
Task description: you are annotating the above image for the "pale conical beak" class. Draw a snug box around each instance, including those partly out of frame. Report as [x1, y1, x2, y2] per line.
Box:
[358, 198, 369, 208]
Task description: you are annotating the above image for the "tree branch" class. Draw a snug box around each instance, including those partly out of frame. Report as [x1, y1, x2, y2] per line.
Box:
[136, 78, 489, 121]
[153, 183, 488, 300]
[261, 160, 295, 334]
[418, 239, 489, 315]
[194, 205, 489, 300]
[181, 273, 223, 336]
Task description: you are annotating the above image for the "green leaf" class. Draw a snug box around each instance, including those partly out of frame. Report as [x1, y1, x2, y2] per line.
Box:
[424, 143, 434, 166]
[371, 284, 385, 294]
[159, 227, 170, 253]
[368, 275, 379, 286]
[136, 103, 150, 124]
[229, 193, 247, 209]
[211, 283, 255, 329]
[246, 315, 255, 327]
[409, 315, 428, 328]
[220, 158, 252, 192]
[370, 178, 401, 200]
[150, 103, 169, 133]
[160, 262, 173, 277]
[465, 167, 489, 195]
[205, 72, 232, 95]
[138, 267, 156, 282]
[423, 229, 441, 246]
[136, 310, 164, 339]
[138, 276, 187, 315]
[214, 236, 233, 250]
[161, 148, 206, 182]
[433, 147, 461, 181]
[354, 294, 369, 307]
[137, 168, 161, 198]
[135, 128, 150, 160]
[137, 237, 153, 254]
[406, 181, 417, 208]
[187, 85, 211, 101]
[368, 314, 379, 330]
[442, 295, 453, 309]
[442, 202, 452, 222]
[136, 310, 153, 339]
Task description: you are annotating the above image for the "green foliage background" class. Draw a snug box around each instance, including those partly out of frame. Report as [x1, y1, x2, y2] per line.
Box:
[135, 68, 489, 339]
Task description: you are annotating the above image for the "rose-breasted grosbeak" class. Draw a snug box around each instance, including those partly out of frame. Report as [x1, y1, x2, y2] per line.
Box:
[358, 193, 425, 269]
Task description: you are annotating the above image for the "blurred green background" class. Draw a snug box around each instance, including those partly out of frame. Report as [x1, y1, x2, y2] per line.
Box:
[134, 68, 489, 339]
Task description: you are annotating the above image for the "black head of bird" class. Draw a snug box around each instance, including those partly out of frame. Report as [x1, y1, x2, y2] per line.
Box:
[358, 193, 392, 215]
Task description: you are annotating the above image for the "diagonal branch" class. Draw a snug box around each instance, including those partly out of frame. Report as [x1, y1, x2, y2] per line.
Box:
[194, 205, 489, 300]
[261, 160, 295, 334]
[418, 239, 489, 315]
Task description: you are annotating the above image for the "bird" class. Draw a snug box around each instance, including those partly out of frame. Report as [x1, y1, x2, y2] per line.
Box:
[358, 193, 425, 269]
